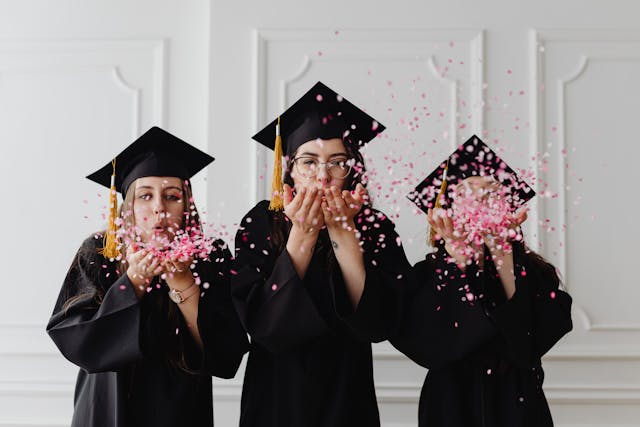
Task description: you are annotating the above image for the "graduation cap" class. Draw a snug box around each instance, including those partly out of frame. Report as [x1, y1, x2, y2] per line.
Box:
[86, 126, 214, 258]
[252, 81, 385, 210]
[407, 135, 535, 217]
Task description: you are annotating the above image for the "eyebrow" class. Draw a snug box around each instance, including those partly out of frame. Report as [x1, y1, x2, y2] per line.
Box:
[297, 152, 348, 158]
[135, 185, 183, 192]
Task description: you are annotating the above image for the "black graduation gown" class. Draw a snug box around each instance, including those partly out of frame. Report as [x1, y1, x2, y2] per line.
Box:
[47, 235, 249, 427]
[391, 242, 573, 427]
[231, 200, 411, 427]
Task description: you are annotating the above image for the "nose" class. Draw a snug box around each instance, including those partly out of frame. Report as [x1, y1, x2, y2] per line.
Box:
[315, 164, 330, 186]
[152, 198, 166, 216]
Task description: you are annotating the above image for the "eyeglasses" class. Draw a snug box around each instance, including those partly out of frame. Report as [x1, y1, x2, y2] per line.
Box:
[292, 156, 353, 179]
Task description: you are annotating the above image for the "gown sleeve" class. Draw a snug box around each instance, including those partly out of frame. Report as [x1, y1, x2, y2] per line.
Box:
[329, 209, 411, 342]
[231, 201, 329, 354]
[484, 242, 573, 368]
[195, 240, 249, 378]
[46, 235, 143, 373]
[390, 250, 498, 369]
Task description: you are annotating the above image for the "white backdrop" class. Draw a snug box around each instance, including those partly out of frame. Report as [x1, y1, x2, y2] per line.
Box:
[1, 0, 639, 426]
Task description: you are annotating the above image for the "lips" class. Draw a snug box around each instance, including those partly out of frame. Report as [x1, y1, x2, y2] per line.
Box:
[153, 224, 167, 233]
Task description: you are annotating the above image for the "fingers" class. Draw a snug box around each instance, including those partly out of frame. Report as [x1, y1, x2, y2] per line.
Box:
[128, 250, 160, 281]
[287, 186, 305, 212]
[146, 255, 162, 277]
[342, 190, 361, 212]
[323, 187, 342, 222]
[515, 209, 528, 226]
[298, 187, 318, 218]
[307, 189, 324, 228]
[283, 184, 294, 207]
[353, 183, 369, 204]
[126, 247, 147, 265]
[287, 186, 324, 232]
[428, 208, 456, 242]
[321, 187, 337, 222]
[442, 215, 454, 237]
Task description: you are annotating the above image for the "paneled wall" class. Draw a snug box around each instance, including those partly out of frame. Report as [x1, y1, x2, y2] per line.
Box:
[1, 0, 639, 425]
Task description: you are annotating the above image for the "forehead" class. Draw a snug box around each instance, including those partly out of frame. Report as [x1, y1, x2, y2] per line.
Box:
[458, 176, 496, 187]
[296, 138, 346, 154]
[135, 176, 183, 188]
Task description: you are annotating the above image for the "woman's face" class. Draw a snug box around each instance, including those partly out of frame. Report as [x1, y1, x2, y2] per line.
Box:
[451, 176, 502, 207]
[132, 176, 185, 244]
[290, 138, 350, 192]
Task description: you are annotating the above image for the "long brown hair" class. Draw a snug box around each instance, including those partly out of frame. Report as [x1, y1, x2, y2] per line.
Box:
[430, 228, 559, 284]
[123, 179, 203, 373]
[65, 178, 203, 373]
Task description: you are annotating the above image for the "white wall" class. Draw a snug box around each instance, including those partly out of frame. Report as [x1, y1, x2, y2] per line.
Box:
[1, 0, 639, 426]
[0, 0, 215, 425]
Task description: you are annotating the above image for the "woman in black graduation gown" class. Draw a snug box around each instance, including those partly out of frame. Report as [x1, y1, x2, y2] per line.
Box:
[393, 135, 573, 427]
[47, 127, 248, 427]
[232, 82, 412, 427]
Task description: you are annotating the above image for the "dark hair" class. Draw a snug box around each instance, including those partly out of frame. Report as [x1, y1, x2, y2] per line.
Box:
[271, 140, 368, 261]
[431, 232, 560, 286]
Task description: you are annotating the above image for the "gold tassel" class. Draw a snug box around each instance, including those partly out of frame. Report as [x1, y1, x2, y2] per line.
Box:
[100, 159, 120, 259]
[430, 161, 449, 243]
[269, 116, 284, 211]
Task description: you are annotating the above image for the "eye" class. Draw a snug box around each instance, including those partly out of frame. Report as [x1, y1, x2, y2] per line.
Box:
[138, 193, 152, 201]
[165, 193, 182, 202]
[302, 159, 317, 166]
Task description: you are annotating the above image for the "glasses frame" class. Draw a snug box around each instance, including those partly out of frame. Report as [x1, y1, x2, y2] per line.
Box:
[291, 156, 353, 179]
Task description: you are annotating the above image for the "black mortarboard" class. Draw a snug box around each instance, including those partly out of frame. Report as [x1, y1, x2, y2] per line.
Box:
[86, 126, 214, 259]
[253, 81, 385, 156]
[252, 81, 385, 210]
[407, 135, 535, 215]
[86, 126, 214, 196]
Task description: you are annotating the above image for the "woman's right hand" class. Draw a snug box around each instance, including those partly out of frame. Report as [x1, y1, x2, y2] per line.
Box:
[427, 208, 480, 268]
[283, 184, 325, 277]
[126, 247, 163, 296]
[283, 184, 324, 234]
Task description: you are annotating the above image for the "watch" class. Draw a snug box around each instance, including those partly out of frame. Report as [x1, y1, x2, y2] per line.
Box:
[168, 281, 198, 304]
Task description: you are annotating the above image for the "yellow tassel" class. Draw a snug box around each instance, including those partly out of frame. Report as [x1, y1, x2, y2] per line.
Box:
[430, 161, 449, 243]
[269, 116, 284, 211]
[100, 159, 120, 259]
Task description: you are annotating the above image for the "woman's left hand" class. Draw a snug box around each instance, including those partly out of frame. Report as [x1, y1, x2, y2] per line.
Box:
[322, 183, 368, 232]
[163, 254, 195, 287]
[483, 208, 528, 253]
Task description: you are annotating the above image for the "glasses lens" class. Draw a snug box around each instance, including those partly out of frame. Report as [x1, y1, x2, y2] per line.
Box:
[328, 159, 351, 178]
[294, 158, 318, 177]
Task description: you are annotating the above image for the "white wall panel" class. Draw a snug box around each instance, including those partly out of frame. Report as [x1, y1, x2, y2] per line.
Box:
[1, 0, 639, 426]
